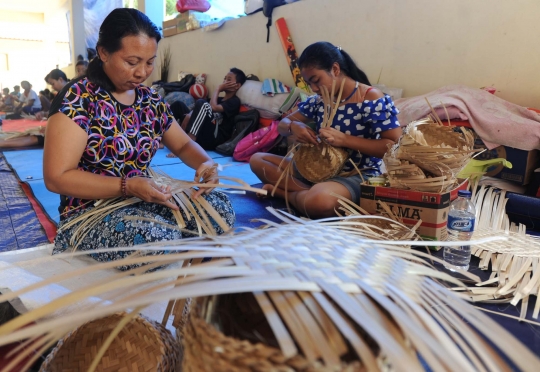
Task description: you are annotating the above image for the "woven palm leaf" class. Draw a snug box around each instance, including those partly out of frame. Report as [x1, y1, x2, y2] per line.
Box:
[39, 312, 180, 372]
[383, 113, 476, 193]
[0, 211, 536, 371]
[0, 126, 45, 140]
[294, 142, 349, 183]
[293, 80, 350, 183]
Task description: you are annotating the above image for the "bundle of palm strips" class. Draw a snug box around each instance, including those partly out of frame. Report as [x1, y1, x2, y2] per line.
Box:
[279, 79, 349, 185]
[0, 210, 537, 371]
[58, 166, 266, 249]
[384, 115, 476, 192]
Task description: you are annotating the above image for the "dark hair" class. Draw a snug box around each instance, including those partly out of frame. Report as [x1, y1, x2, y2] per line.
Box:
[2, 87, 9, 93]
[87, 48, 97, 60]
[230, 67, 246, 86]
[76, 60, 89, 68]
[13, 85, 20, 90]
[77, 54, 84, 62]
[46, 69, 68, 83]
[298, 42, 371, 85]
[87, 8, 161, 91]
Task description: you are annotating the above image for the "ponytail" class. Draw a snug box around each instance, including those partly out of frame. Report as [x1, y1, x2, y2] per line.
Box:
[87, 56, 115, 91]
[298, 41, 371, 85]
[338, 49, 370, 85]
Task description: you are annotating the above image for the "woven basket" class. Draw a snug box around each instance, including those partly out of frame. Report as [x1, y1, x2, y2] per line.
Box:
[294, 143, 349, 183]
[40, 313, 181, 372]
[179, 294, 365, 372]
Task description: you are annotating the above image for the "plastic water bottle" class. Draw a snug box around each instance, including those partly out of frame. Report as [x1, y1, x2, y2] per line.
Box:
[444, 190, 476, 271]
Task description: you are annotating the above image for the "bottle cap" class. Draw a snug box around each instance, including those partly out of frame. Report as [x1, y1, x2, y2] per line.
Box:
[458, 190, 472, 198]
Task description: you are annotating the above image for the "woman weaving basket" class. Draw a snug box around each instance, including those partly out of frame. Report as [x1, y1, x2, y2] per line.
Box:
[250, 42, 402, 218]
[43, 9, 234, 269]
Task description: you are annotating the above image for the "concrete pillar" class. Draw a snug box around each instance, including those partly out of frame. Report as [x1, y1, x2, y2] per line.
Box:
[139, 0, 164, 30]
[70, 0, 86, 65]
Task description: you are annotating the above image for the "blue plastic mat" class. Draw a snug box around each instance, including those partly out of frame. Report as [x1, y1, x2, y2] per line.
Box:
[0, 153, 50, 251]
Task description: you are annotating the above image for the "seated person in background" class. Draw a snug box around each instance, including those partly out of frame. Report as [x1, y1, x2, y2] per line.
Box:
[0, 69, 70, 148]
[43, 88, 54, 101]
[39, 91, 51, 113]
[76, 60, 89, 77]
[170, 68, 245, 150]
[0, 88, 14, 111]
[11, 85, 21, 100]
[36, 69, 70, 120]
[250, 41, 402, 218]
[8, 81, 42, 119]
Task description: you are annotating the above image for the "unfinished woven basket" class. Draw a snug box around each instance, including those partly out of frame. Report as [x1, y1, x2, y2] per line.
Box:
[39, 313, 180, 372]
[294, 143, 349, 183]
[180, 294, 363, 372]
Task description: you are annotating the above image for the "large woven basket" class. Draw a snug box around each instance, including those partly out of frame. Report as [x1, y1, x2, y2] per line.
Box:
[40, 313, 181, 372]
[178, 294, 365, 372]
[294, 143, 349, 183]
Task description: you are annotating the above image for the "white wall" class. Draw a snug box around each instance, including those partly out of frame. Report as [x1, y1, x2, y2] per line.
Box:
[152, 0, 540, 108]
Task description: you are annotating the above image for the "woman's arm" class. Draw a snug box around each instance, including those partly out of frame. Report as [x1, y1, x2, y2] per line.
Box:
[43, 113, 178, 209]
[279, 110, 318, 145]
[319, 127, 402, 158]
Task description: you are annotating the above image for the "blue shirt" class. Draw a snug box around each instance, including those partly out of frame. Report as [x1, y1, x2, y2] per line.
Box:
[298, 94, 400, 173]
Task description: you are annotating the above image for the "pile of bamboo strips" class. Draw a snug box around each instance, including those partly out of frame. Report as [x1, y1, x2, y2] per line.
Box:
[384, 115, 476, 193]
[454, 185, 540, 320]
[59, 166, 265, 249]
[0, 210, 537, 371]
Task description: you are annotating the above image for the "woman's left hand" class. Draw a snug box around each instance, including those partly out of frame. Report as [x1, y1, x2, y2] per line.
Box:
[192, 160, 218, 198]
[319, 127, 348, 147]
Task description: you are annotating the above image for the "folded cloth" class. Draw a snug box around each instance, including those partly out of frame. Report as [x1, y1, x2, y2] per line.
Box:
[395, 85, 540, 150]
[262, 78, 291, 97]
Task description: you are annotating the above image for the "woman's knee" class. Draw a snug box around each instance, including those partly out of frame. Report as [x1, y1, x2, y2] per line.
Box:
[304, 191, 340, 217]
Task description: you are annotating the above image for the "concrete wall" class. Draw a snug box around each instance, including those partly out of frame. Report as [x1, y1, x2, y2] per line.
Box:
[152, 0, 540, 108]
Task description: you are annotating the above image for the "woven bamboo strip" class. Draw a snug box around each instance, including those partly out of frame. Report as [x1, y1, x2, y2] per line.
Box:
[0, 213, 536, 371]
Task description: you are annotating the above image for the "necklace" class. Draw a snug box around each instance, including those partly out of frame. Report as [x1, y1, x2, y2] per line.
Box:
[333, 81, 358, 104]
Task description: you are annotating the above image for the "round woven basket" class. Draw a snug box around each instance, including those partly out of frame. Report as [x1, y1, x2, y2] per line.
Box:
[294, 143, 349, 183]
[40, 313, 181, 372]
[179, 294, 364, 372]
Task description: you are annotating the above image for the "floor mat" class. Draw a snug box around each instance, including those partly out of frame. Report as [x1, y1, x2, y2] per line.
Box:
[1, 119, 45, 132]
[0, 153, 50, 251]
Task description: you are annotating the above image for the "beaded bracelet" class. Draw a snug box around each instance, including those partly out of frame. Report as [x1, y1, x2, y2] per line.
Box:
[121, 176, 127, 199]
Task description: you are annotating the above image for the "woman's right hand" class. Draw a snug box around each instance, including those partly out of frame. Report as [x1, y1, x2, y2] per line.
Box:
[291, 121, 318, 145]
[125, 176, 179, 210]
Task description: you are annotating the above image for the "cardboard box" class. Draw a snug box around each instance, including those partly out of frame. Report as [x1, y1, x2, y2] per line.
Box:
[360, 181, 468, 245]
[475, 142, 540, 185]
[162, 11, 200, 37]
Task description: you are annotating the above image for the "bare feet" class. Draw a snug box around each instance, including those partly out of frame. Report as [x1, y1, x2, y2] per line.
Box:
[166, 153, 178, 158]
[256, 184, 274, 198]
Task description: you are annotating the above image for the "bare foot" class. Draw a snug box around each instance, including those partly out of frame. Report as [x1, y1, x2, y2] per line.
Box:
[159, 143, 164, 149]
[166, 153, 178, 158]
[256, 184, 274, 198]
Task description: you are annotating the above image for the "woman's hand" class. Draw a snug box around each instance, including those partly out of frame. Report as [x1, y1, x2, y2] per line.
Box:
[319, 127, 348, 147]
[126, 176, 179, 210]
[291, 122, 318, 145]
[193, 160, 218, 199]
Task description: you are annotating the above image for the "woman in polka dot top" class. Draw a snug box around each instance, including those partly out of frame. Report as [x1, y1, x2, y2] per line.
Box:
[250, 41, 402, 218]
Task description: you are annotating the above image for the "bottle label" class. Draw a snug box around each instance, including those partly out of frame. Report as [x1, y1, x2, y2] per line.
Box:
[448, 216, 475, 232]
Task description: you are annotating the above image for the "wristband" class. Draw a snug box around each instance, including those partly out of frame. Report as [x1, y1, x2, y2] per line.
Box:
[121, 176, 127, 199]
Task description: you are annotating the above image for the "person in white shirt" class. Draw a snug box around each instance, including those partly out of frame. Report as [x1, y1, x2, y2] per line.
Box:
[10, 80, 42, 118]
